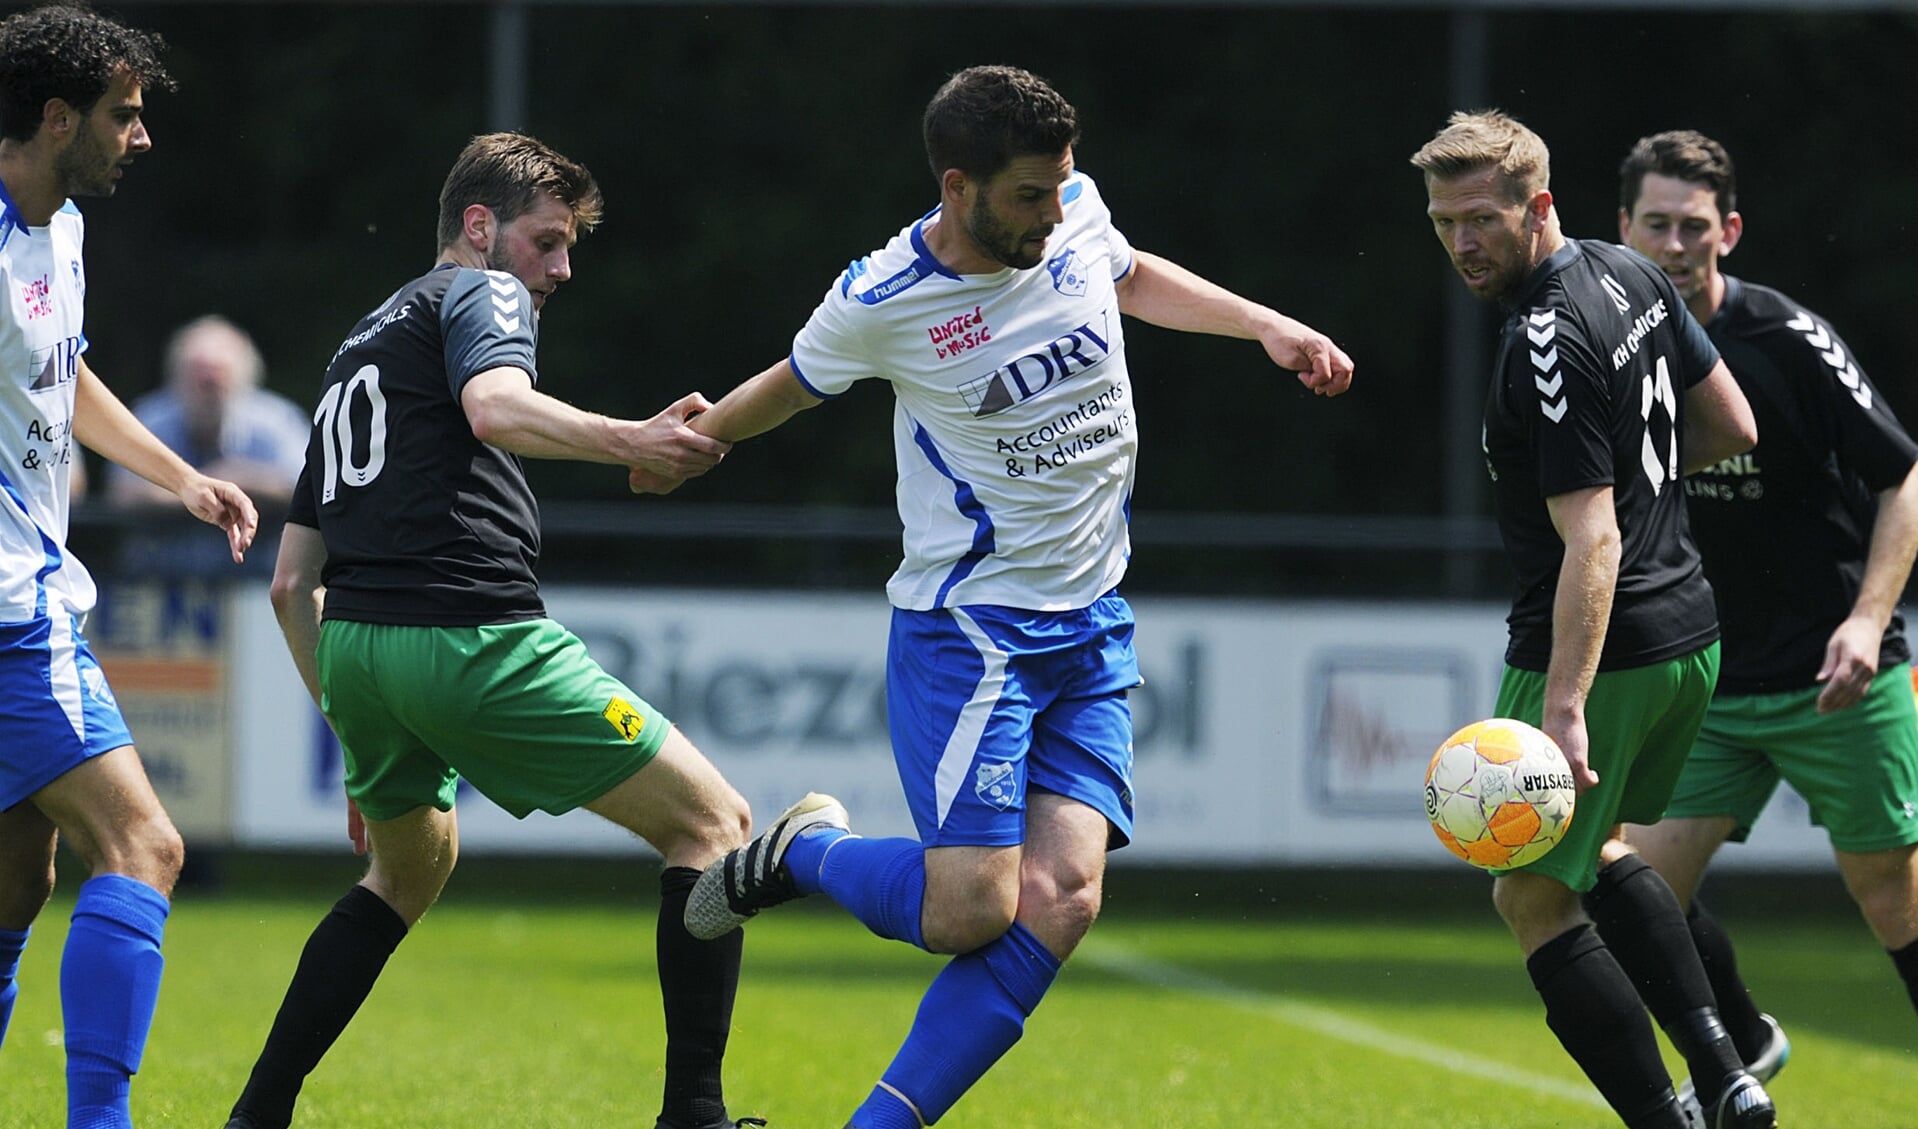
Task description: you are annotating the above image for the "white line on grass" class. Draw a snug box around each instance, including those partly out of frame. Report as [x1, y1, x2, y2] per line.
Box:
[1077, 943, 1610, 1110]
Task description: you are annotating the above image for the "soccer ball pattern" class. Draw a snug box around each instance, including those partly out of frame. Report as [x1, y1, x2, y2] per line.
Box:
[1424, 718, 1576, 870]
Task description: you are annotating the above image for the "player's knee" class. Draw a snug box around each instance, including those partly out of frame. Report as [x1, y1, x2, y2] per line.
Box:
[101, 811, 184, 893]
[1838, 847, 1918, 947]
[0, 858, 55, 927]
[671, 784, 753, 863]
[923, 873, 1019, 954]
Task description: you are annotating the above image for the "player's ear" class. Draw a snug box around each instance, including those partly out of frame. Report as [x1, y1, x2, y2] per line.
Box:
[1719, 210, 1743, 258]
[939, 167, 969, 208]
[1527, 189, 1554, 231]
[1617, 206, 1633, 244]
[461, 204, 495, 253]
[41, 97, 75, 140]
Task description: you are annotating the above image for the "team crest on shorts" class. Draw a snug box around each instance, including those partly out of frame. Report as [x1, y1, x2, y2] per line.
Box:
[602, 696, 645, 743]
[974, 761, 1019, 811]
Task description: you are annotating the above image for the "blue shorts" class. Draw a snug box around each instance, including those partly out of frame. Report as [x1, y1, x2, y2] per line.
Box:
[0, 612, 135, 811]
[887, 592, 1140, 850]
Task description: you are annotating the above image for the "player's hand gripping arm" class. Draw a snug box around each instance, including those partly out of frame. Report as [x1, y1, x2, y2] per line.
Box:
[1542, 486, 1621, 792]
[1817, 461, 1918, 712]
[1113, 250, 1354, 397]
[73, 359, 260, 563]
[459, 367, 733, 494]
[667, 356, 827, 470]
[1679, 359, 1758, 474]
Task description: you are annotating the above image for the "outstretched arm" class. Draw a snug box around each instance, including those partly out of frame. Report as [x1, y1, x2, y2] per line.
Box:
[1114, 250, 1354, 397]
[1817, 462, 1918, 712]
[459, 367, 732, 493]
[73, 359, 259, 563]
[687, 358, 824, 443]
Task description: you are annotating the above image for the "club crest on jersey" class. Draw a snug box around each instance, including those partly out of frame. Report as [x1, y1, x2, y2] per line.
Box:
[974, 761, 1019, 811]
[955, 309, 1114, 417]
[1047, 248, 1087, 297]
[602, 696, 646, 743]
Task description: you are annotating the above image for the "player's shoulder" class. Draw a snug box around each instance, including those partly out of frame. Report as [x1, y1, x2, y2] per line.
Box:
[43, 199, 84, 244]
[1718, 275, 1825, 335]
[827, 212, 949, 314]
[1060, 169, 1106, 213]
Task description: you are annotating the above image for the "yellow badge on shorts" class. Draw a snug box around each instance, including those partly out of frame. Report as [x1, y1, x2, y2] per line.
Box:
[603, 696, 645, 743]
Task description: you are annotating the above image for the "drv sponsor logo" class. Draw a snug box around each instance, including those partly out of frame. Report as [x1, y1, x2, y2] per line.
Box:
[956, 308, 1115, 417]
[27, 336, 82, 390]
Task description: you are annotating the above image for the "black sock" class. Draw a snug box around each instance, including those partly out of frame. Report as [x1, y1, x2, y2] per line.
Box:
[230, 885, 408, 1129]
[1584, 855, 1744, 1105]
[1527, 924, 1686, 1129]
[1890, 936, 1918, 1017]
[656, 866, 741, 1129]
[1687, 898, 1771, 1060]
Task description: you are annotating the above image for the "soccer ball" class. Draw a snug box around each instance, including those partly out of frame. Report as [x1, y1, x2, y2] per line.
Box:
[1424, 718, 1576, 870]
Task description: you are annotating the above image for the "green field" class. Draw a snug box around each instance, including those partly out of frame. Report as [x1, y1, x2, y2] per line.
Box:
[0, 863, 1911, 1128]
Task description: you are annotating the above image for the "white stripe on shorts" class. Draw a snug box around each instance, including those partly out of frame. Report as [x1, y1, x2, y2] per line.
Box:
[48, 611, 84, 744]
[933, 607, 1009, 829]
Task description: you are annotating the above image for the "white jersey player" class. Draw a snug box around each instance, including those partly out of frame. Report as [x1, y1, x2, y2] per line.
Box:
[681, 66, 1351, 1129]
[0, 197, 93, 619]
[0, 8, 257, 1128]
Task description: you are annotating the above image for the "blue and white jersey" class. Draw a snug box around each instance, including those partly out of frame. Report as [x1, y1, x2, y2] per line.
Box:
[0, 187, 91, 623]
[792, 171, 1136, 612]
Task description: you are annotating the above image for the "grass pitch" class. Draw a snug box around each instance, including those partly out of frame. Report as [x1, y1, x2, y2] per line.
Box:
[0, 863, 1911, 1128]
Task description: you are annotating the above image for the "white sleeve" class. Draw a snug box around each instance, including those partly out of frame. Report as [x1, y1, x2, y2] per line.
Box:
[789, 276, 880, 399]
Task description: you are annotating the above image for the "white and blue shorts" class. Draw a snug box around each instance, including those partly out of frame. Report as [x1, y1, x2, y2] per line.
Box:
[0, 612, 134, 811]
[887, 591, 1139, 850]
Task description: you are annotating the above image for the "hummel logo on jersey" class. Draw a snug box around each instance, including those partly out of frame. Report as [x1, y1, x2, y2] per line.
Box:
[1528, 311, 1568, 423]
[485, 272, 523, 334]
[956, 309, 1114, 417]
[1787, 310, 1872, 409]
[1600, 273, 1632, 315]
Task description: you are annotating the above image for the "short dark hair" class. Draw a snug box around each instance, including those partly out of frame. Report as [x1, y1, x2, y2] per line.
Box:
[435, 132, 603, 252]
[922, 65, 1079, 183]
[1620, 130, 1737, 219]
[0, 3, 173, 143]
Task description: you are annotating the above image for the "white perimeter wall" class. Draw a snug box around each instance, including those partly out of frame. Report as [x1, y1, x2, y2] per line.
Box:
[221, 584, 1837, 868]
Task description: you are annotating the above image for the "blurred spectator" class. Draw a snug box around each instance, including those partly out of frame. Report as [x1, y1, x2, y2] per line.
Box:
[109, 316, 306, 573]
[109, 315, 307, 508]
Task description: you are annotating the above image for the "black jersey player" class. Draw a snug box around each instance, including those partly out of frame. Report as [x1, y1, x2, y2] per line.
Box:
[1618, 129, 1918, 1118]
[1413, 110, 1774, 1129]
[226, 133, 762, 1129]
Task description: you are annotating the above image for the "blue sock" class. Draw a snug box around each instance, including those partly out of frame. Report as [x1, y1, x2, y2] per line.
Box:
[61, 875, 169, 1129]
[849, 921, 1061, 1128]
[785, 833, 926, 950]
[0, 925, 28, 1048]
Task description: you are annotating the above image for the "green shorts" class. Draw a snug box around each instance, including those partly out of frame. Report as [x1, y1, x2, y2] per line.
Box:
[1494, 643, 1719, 892]
[316, 618, 670, 822]
[1664, 662, 1918, 853]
